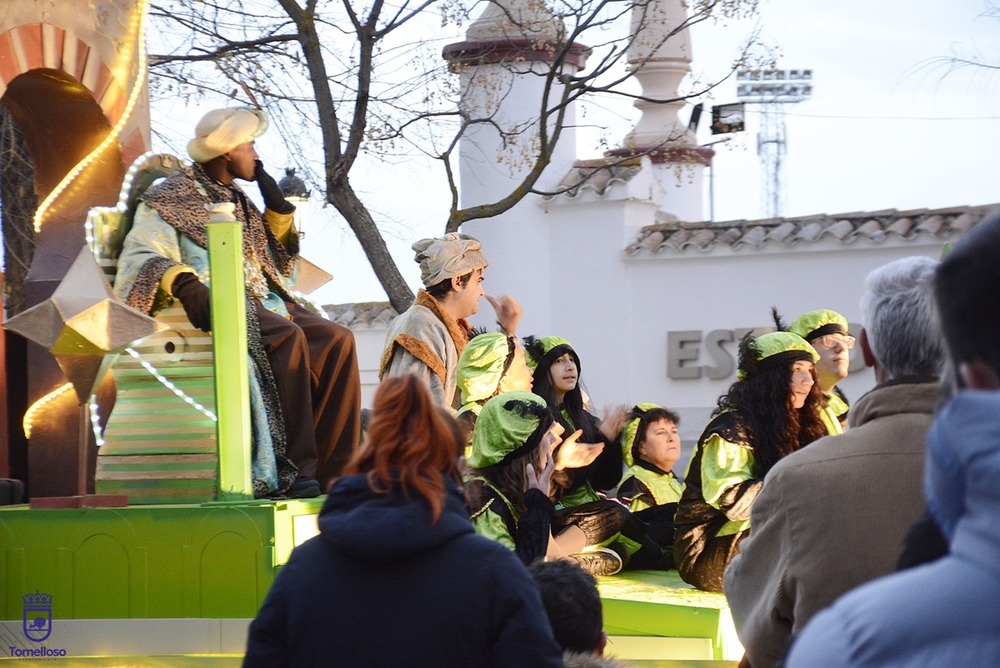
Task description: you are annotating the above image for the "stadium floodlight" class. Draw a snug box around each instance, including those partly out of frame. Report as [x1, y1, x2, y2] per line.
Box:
[736, 69, 814, 104]
[734, 68, 814, 218]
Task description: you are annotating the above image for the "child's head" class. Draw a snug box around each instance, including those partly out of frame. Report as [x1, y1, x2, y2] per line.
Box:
[620, 404, 681, 471]
[456, 333, 533, 409]
[467, 391, 557, 494]
[528, 559, 606, 656]
[524, 335, 582, 407]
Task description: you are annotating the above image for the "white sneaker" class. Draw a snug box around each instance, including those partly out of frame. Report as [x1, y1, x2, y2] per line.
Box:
[570, 546, 623, 576]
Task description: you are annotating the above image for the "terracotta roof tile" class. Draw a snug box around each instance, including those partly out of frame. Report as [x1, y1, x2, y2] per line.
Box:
[625, 204, 1000, 256]
[553, 159, 644, 198]
[322, 301, 397, 328]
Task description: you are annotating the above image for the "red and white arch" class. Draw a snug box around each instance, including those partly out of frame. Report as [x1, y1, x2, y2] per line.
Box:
[0, 22, 148, 163]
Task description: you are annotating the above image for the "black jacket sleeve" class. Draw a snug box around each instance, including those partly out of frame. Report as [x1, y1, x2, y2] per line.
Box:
[896, 510, 948, 570]
[513, 489, 555, 566]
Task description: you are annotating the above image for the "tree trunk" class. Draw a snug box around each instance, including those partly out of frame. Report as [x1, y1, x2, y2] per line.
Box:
[326, 178, 414, 313]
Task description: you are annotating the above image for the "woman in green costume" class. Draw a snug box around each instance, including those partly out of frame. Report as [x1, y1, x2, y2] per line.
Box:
[617, 404, 685, 566]
[673, 331, 828, 591]
[523, 335, 626, 508]
[465, 391, 630, 576]
[524, 336, 669, 572]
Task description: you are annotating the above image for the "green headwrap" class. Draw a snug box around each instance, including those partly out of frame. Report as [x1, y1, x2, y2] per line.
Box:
[737, 331, 820, 381]
[456, 333, 516, 407]
[523, 335, 576, 372]
[788, 309, 848, 342]
[466, 391, 551, 469]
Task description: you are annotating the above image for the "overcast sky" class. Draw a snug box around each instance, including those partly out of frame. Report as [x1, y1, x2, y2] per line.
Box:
[153, 0, 1000, 305]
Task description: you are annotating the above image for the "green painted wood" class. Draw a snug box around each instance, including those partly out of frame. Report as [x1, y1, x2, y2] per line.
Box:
[0, 499, 323, 620]
[598, 570, 743, 661]
[206, 219, 253, 501]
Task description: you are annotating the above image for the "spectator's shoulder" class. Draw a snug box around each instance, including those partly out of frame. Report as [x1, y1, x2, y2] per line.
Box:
[768, 432, 843, 479]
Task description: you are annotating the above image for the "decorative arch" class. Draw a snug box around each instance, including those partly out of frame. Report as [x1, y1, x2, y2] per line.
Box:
[0, 1, 151, 498]
[0, 22, 146, 163]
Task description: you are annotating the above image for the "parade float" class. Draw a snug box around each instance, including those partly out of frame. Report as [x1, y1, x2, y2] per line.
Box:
[0, 0, 742, 665]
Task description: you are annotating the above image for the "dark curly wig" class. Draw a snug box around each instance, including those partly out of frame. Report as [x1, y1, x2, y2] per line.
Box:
[717, 334, 828, 478]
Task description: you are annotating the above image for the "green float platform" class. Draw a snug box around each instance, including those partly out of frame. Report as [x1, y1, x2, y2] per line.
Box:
[1, 500, 740, 664]
[0, 497, 323, 660]
[600, 570, 742, 662]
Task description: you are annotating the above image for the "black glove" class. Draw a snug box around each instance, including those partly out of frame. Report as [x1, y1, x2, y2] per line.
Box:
[255, 160, 295, 214]
[171, 272, 212, 333]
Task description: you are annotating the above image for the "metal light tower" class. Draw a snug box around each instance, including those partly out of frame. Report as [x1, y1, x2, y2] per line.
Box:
[737, 69, 813, 218]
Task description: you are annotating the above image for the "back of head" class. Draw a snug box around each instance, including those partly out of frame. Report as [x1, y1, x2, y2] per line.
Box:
[345, 375, 460, 522]
[466, 391, 551, 470]
[935, 211, 1000, 377]
[457, 332, 516, 406]
[528, 560, 603, 655]
[860, 256, 944, 379]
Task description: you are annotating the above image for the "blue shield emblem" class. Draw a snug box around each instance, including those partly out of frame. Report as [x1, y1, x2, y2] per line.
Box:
[22, 592, 53, 642]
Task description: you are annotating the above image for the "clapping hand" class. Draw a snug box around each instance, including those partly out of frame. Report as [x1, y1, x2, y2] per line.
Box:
[599, 404, 629, 442]
[526, 441, 556, 495]
[554, 429, 603, 470]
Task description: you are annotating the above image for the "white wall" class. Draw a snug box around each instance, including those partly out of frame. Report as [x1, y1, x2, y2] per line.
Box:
[353, 217, 950, 470]
[462, 203, 950, 455]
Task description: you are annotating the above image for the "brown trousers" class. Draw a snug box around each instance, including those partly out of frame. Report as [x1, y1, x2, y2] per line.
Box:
[256, 301, 361, 489]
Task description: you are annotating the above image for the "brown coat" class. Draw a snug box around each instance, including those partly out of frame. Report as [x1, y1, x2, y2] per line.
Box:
[723, 379, 941, 668]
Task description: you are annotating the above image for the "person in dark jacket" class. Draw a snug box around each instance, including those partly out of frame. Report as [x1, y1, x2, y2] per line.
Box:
[787, 211, 1000, 666]
[243, 375, 563, 668]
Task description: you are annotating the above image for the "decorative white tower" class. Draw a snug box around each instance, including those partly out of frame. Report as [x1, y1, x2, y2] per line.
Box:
[442, 0, 588, 209]
[442, 0, 589, 335]
[606, 0, 710, 222]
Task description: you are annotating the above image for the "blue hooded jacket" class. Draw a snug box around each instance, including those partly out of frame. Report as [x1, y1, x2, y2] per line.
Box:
[244, 474, 563, 667]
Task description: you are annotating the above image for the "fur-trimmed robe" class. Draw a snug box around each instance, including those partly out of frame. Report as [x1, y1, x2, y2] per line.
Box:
[379, 290, 472, 407]
[113, 163, 299, 497]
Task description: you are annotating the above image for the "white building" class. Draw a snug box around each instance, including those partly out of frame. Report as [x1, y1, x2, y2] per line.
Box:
[329, 0, 999, 450]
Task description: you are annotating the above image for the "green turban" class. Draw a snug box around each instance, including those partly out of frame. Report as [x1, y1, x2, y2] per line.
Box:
[788, 309, 848, 342]
[523, 335, 576, 372]
[467, 391, 551, 469]
[738, 331, 820, 381]
[456, 333, 516, 407]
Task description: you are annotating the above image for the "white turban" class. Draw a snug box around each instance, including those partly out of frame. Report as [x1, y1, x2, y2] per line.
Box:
[187, 107, 269, 163]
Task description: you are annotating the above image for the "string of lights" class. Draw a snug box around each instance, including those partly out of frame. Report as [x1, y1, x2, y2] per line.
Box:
[123, 347, 218, 423]
[32, 0, 151, 233]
